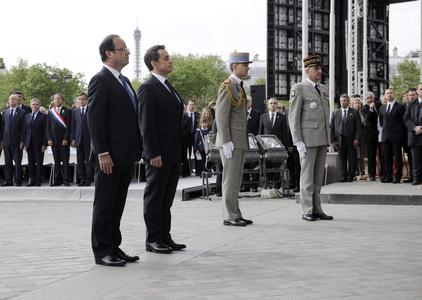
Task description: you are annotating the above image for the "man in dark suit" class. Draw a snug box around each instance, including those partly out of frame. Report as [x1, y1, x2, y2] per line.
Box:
[402, 89, 417, 183]
[259, 97, 292, 189]
[379, 88, 405, 183]
[46, 93, 72, 186]
[138, 45, 186, 254]
[22, 98, 47, 186]
[0, 94, 25, 186]
[184, 100, 200, 175]
[87, 34, 142, 267]
[241, 95, 262, 192]
[14, 91, 32, 115]
[404, 83, 422, 185]
[330, 94, 361, 182]
[71, 92, 93, 186]
[362, 92, 379, 181]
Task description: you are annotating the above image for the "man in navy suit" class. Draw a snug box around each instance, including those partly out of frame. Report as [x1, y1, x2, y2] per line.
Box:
[87, 34, 142, 267]
[138, 45, 186, 254]
[22, 98, 47, 186]
[0, 94, 25, 186]
[14, 91, 32, 115]
[259, 97, 292, 189]
[46, 93, 72, 186]
[71, 92, 93, 186]
[379, 88, 405, 183]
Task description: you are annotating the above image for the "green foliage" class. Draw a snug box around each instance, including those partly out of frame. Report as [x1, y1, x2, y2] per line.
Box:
[167, 54, 229, 109]
[390, 59, 421, 102]
[0, 59, 86, 109]
[255, 76, 266, 86]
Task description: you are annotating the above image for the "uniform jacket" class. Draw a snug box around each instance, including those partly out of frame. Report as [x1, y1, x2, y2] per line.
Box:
[215, 77, 248, 150]
[379, 101, 405, 143]
[288, 80, 330, 147]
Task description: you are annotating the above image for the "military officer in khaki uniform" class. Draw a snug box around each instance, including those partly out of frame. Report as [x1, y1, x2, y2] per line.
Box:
[215, 52, 253, 226]
[288, 55, 334, 221]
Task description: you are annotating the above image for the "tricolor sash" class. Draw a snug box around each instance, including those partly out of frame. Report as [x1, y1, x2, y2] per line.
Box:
[50, 108, 67, 128]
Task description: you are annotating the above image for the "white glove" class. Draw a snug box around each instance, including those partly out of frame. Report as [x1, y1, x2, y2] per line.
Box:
[296, 141, 307, 159]
[223, 142, 234, 159]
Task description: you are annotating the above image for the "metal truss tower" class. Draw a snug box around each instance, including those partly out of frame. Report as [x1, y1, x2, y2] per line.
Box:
[134, 24, 142, 81]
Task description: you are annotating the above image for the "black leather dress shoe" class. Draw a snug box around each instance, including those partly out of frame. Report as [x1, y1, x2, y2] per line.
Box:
[77, 182, 85, 187]
[302, 214, 316, 221]
[50, 182, 61, 186]
[239, 217, 253, 225]
[251, 187, 258, 192]
[164, 239, 186, 251]
[26, 182, 36, 187]
[63, 181, 70, 186]
[392, 178, 401, 184]
[95, 255, 126, 267]
[382, 177, 393, 183]
[1, 182, 13, 187]
[314, 213, 334, 220]
[403, 178, 413, 183]
[412, 180, 422, 185]
[113, 248, 139, 262]
[146, 242, 172, 254]
[223, 218, 247, 226]
[85, 181, 93, 186]
[15, 182, 22, 187]
[339, 178, 347, 183]
[369, 176, 376, 181]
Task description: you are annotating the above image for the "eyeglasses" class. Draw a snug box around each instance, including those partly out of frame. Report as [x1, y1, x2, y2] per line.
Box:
[113, 47, 130, 53]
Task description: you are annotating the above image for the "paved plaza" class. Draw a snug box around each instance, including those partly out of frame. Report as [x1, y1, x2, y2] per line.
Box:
[0, 188, 421, 299]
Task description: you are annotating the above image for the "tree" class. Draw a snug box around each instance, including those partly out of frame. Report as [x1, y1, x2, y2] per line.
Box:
[0, 59, 86, 109]
[167, 54, 229, 109]
[390, 59, 421, 101]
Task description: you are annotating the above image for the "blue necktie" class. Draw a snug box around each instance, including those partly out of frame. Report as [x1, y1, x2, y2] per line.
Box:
[119, 74, 137, 111]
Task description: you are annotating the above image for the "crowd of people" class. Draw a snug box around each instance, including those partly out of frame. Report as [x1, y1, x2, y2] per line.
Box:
[0, 91, 93, 186]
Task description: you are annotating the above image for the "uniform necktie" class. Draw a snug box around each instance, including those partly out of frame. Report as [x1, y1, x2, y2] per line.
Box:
[240, 81, 246, 96]
[119, 74, 137, 111]
[271, 113, 275, 127]
[315, 84, 321, 96]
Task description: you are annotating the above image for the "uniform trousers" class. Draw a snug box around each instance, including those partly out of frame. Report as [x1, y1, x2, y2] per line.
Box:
[299, 146, 327, 215]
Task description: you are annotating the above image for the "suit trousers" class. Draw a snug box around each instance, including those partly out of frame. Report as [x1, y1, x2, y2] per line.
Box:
[52, 145, 70, 183]
[383, 141, 403, 180]
[143, 161, 180, 243]
[27, 141, 44, 184]
[219, 149, 245, 221]
[3, 145, 23, 184]
[76, 143, 93, 183]
[339, 137, 357, 180]
[299, 146, 327, 215]
[411, 146, 422, 181]
[91, 163, 133, 258]
[366, 138, 378, 177]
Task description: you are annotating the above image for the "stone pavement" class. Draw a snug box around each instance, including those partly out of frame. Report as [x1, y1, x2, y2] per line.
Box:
[1, 193, 421, 299]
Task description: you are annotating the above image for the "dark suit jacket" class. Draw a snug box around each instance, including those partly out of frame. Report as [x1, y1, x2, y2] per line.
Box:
[20, 104, 32, 115]
[46, 106, 72, 145]
[1, 107, 25, 147]
[379, 101, 405, 143]
[404, 100, 422, 146]
[184, 111, 199, 133]
[247, 108, 262, 136]
[258, 111, 292, 148]
[330, 107, 361, 144]
[361, 104, 379, 141]
[71, 107, 90, 147]
[22, 112, 47, 148]
[87, 67, 142, 165]
[138, 74, 183, 164]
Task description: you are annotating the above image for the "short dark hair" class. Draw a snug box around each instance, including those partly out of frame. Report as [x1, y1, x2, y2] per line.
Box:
[99, 34, 119, 62]
[12, 90, 23, 96]
[144, 45, 165, 71]
[351, 94, 361, 99]
[53, 93, 64, 101]
[408, 88, 417, 93]
[339, 94, 349, 100]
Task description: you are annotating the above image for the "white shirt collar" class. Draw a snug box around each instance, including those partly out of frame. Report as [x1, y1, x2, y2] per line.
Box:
[230, 74, 242, 85]
[151, 72, 167, 85]
[103, 64, 121, 82]
[387, 100, 395, 107]
[56, 106, 63, 111]
[418, 98, 422, 104]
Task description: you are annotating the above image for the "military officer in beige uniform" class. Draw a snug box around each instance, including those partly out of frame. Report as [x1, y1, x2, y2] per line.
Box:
[288, 55, 334, 221]
[215, 52, 253, 226]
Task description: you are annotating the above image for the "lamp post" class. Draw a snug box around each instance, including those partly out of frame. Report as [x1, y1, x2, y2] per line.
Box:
[50, 73, 73, 93]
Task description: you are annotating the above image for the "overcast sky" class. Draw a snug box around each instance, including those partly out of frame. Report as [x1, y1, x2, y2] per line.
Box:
[0, 0, 419, 83]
